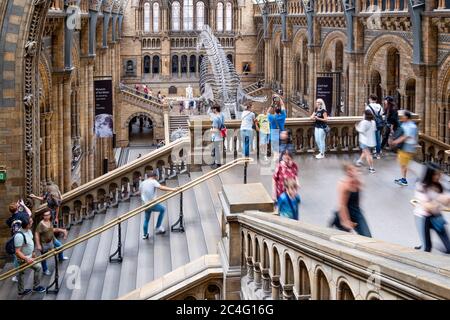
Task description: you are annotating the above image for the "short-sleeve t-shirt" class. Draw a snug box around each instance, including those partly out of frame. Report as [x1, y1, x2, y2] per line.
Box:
[314, 109, 328, 129]
[14, 229, 34, 258]
[401, 121, 418, 153]
[211, 113, 224, 142]
[268, 110, 286, 133]
[36, 220, 54, 244]
[256, 114, 270, 134]
[241, 111, 255, 130]
[139, 179, 161, 203]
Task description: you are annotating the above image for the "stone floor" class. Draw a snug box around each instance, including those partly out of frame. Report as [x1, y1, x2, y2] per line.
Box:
[221, 151, 450, 254]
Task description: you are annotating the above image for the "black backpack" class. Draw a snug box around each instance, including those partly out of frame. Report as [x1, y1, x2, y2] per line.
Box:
[5, 231, 26, 255]
[368, 105, 386, 130]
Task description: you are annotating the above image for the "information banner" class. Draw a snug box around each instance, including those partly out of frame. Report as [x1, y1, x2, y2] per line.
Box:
[94, 79, 113, 137]
[316, 77, 333, 115]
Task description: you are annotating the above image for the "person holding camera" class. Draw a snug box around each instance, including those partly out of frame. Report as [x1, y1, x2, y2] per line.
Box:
[6, 200, 32, 282]
[30, 182, 62, 227]
[35, 210, 68, 276]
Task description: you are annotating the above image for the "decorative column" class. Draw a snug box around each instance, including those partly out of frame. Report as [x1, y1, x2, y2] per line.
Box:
[271, 275, 280, 300]
[261, 268, 272, 298]
[254, 262, 262, 289]
[282, 284, 294, 300]
[63, 75, 73, 192]
[246, 256, 254, 283]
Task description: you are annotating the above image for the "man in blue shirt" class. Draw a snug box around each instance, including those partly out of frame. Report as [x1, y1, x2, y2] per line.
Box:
[393, 110, 418, 186]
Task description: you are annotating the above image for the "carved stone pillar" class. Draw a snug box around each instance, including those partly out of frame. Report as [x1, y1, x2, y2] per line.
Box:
[282, 284, 294, 300]
[246, 256, 254, 283]
[271, 275, 280, 300]
[261, 268, 271, 297]
[254, 262, 262, 289]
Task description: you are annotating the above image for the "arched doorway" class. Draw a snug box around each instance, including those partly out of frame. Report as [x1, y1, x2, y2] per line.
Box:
[405, 79, 416, 112]
[144, 55, 151, 74]
[152, 56, 160, 75]
[189, 55, 196, 74]
[128, 114, 154, 146]
[181, 55, 188, 75]
[172, 55, 179, 75]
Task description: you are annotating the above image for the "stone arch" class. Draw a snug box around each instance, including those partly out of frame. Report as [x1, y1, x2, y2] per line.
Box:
[272, 245, 281, 277]
[262, 240, 270, 269]
[364, 34, 413, 69]
[124, 111, 156, 145]
[315, 267, 331, 300]
[366, 291, 382, 300]
[283, 251, 294, 285]
[320, 30, 347, 71]
[336, 277, 355, 300]
[298, 259, 311, 298]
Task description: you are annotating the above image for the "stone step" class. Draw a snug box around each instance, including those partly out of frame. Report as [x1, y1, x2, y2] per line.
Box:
[0, 263, 15, 300]
[100, 201, 131, 300]
[152, 197, 173, 279]
[177, 174, 208, 261]
[117, 196, 142, 297]
[69, 212, 106, 300]
[84, 207, 120, 300]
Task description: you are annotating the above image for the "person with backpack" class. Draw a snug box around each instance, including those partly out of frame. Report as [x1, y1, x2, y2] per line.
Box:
[355, 110, 377, 173]
[277, 178, 301, 221]
[13, 216, 46, 296]
[6, 200, 32, 282]
[310, 98, 328, 159]
[35, 210, 68, 276]
[240, 102, 256, 158]
[365, 94, 384, 159]
[392, 110, 418, 186]
[210, 105, 225, 169]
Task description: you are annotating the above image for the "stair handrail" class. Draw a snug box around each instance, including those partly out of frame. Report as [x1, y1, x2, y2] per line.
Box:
[33, 138, 189, 217]
[119, 84, 167, 108]
[0, 157, 252, 281]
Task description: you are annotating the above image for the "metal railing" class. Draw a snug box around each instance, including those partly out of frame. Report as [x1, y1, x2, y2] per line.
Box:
[0, 157, 252, 283]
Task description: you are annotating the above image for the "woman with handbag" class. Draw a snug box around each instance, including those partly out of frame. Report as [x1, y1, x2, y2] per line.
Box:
[414, 163, 450, 253]
[310, 99, 328, 159]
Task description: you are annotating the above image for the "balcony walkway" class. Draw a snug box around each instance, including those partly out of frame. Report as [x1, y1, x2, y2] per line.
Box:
[221, 152, 450, 254]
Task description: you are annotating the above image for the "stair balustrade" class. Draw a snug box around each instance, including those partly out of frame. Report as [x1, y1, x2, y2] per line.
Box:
[0, 157, 252, 285]
[418, 133, 450, 174]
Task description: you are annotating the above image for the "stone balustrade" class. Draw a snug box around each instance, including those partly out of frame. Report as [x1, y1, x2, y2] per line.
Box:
[34, 138, 189, 229]
[218, 183, 450, 300]
[418, 133, 450, 174]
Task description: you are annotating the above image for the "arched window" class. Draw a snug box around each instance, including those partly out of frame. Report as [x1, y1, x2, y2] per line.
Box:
[196, 1, 205, 30]
[153, 56, 160, 74]
[183, 0, 194, 30]
[144, 55, 151, 73]
[144, 2, 151, 33]
[172, 55, 179, 74]
[225, 2, 232, 31]
[153, 2, 159, 32]
[217, 2, 224, 32]
[172, 1, 181, 31]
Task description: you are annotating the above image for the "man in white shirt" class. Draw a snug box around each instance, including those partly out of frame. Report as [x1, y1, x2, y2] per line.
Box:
[365, 94, 384, 158]
[139, 171, 177, 239]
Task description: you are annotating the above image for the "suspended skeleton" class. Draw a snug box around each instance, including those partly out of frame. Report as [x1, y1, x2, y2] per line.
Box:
[197, 25, 266, 118]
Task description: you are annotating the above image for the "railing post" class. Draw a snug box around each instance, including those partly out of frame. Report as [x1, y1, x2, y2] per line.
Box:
[171, 192, 185, 232]
[261, 268, 271, 297]
[46, 255, 60, 294]
[271, 275, 280, 300]
[109, 220, 123, 263]
[244, 162, 248, 184]
[246, 256, 254, 283]
[256, 131, 260, 160]
[254, 262, 262, 289]
[282, 284, 294, 300]
[233, 136, 238, 160]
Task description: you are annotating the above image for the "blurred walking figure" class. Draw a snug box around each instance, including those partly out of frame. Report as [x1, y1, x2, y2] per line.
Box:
[392, 110, 418, 187]
[355, 110, 377, 173]
[277, 179, 301, 221]
[268, 94, 287, 161]
[330, 163, 372, 237]
[365, 94, 384, 159]
[272, 150, 299, 204]
[311, 99, 328, 159]
[256, 107, 270, 161]
[414, 163, 450, 253]
[381, 96, 399, 150]
[210, 105, 225, 169]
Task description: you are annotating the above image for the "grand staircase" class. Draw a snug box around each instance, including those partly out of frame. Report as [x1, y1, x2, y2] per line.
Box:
[119, 84, 166, 115]
[0, 139, 233, 300]
[169, 115, 190, 136]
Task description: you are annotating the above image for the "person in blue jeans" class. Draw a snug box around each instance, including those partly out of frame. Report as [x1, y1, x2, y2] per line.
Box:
[277, 179, 301, 221]
[139, 171, 178, 239]
[35, 210, 68, 275]
[240, 103, 256, 157]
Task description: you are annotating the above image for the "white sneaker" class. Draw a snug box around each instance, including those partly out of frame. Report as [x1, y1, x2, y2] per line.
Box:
[355, 160, 363, 167]
[155, 226, 166, 235]
[12, 276, 18, 282]
[315, 153, 324, 159]
[43, 270, 52, 276]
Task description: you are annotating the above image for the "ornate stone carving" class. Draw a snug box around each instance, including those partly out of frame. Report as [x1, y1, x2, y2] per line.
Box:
[25, 41, 38, 57]
[23, 94, 34, 108]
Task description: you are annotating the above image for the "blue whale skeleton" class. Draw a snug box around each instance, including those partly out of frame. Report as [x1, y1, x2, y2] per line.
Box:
[197, 25, 267, 119]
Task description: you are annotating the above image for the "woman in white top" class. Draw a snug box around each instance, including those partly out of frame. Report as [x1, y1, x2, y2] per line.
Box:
[240, 103, 256, 157]
[355, 109, 376, 173]
[414, 163, 450, 253]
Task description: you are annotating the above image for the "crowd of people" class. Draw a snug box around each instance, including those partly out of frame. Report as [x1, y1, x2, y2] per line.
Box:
[5, 183, 68, 296]
[134, 84, 166, 104]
